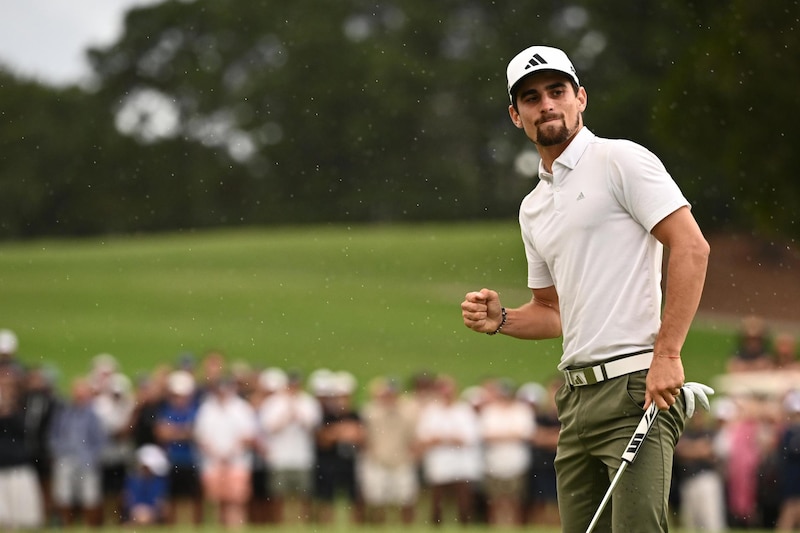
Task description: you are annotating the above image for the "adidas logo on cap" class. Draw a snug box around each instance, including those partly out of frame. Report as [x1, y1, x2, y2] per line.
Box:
[507, 46, 579, 102]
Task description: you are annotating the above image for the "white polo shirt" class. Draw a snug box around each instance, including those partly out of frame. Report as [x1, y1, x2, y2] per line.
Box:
[258, 391, 321, 470]
[519, 127, 689, 369]
[194, 392, 258, 470]
[416, 400, 482, 484]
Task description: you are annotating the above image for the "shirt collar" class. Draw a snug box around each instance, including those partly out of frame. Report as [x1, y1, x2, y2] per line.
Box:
[537, 127, 595, 182]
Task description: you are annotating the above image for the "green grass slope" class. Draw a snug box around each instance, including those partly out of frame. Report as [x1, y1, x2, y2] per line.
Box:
[0, 222, 735, 391]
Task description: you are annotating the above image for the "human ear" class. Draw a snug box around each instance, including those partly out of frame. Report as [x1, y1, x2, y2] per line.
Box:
[508, 105, 524, 129]
[577, 87, 588, 112]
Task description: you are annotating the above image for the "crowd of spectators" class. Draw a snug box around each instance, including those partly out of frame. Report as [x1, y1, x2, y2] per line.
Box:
[673, 316, 800, 532]
[0, 318, 798, 531]
[0, 331, 560, 530]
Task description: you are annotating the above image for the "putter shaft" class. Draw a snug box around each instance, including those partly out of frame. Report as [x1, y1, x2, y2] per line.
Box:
[585, 462, 627, 533]
[584, 403, 660, 533]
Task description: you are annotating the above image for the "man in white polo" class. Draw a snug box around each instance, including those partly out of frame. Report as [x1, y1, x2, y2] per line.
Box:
[461, 45, 709, 532]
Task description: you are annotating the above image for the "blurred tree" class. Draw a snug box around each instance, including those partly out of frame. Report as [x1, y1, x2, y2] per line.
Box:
[0, 72, 118, 237]
[88, 0, 640, 228]
[1, 0, 798, 239]
[651, 1, 800, 238]
[0, 70, 239, 236]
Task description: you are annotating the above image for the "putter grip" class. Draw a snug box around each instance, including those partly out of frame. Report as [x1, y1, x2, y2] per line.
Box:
[620, 403, 659, 464]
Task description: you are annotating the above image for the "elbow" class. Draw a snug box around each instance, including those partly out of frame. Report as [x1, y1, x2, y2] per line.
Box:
[693, 235, 711, 267]
[676, 231, 710, 270]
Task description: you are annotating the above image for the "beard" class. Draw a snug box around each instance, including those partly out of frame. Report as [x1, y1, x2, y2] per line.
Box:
[535, 114, 581, 147]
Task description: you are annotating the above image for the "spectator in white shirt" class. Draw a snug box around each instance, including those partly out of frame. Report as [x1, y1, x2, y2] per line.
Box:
[92, 372, 135, 524]
[194, 377, 257, 529]
[416, 375, 482, 525]
[479, 378, 534, 526]
[257, 369, 321, 524]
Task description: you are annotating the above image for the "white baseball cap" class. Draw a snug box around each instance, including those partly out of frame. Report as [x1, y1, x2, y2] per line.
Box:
[0, 329, 18, 355]
[784, 389, 800, 414]
[332, 371, 357, 396]
[167, 370, 196, 396]
[309, 368, 335, 397]
[136, 444, 169, 476]
[516, 381, 546, 404]
[109, 372, 132, 395]
[258, 367, 288, 392]
[507, 45, 580, 102]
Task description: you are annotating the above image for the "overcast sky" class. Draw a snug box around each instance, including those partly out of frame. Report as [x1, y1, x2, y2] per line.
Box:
[0, 0, 163, 86]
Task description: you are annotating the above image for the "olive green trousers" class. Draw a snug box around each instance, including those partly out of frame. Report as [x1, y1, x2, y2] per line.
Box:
[554, 370, 686, 532]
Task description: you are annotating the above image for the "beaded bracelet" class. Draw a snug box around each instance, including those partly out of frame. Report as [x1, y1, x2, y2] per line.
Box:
[487, 307, 507, 336]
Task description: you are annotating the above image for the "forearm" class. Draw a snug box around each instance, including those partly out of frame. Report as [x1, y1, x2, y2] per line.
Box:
[502, 297, 562, 340]
[654, 239, 709, 356]
[462, 286, 560, 338]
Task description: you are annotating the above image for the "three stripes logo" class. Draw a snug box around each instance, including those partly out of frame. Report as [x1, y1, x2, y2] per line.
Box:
[524, 53, 548, 72]
[571, 372, 587, 386]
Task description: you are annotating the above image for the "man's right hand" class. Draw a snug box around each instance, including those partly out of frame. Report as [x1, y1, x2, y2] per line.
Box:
[461, 288, 504, 334]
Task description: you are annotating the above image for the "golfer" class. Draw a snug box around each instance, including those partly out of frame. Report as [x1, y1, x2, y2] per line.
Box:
[461, 45, 709, 532]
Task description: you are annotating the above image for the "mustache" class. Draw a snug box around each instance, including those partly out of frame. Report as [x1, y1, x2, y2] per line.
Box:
[535, 113, 563, 126]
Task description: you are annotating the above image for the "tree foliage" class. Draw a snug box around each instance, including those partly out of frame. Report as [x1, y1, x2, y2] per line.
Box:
[0, 0, 798, 239]
[650, 0, 800, 238]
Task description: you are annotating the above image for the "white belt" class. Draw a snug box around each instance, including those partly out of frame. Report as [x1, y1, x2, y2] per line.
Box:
[563, 351, 653, 387]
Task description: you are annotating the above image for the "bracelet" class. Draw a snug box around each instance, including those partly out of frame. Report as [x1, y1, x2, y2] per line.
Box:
[486, 307, 507, 336]
[656, 353, 681, 359]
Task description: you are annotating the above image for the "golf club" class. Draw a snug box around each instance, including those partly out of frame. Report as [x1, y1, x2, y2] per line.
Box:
[585, 402, 659, 533]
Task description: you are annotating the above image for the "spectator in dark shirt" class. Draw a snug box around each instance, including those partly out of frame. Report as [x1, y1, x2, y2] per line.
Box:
[21, 365, 60, 525]
[727, 315, 774, 373]
[777, 390, 800, 531]
[0, 367, 44, 529]
[154, 370, 203, 525]
[520, 377, 561, 528]
[122, 444, 170, 526]
[675, 407, 726, 531]
[129, 374, 166, 448]
[313, 371, 365, 524]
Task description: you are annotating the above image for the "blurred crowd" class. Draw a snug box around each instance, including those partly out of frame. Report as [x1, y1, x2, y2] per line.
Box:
[0, 330, 561, 530]
[0, 318, 798, 531]
[675, 316, 800, 532]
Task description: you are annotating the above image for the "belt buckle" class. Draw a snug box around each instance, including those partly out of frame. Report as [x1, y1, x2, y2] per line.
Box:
[566, 367, 597, 387]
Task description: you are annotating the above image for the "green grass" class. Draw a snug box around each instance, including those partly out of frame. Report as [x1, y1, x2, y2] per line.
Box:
[52, 529, 775, 533]
[0, 222, 738, 392]
[47, 519, 775, 533]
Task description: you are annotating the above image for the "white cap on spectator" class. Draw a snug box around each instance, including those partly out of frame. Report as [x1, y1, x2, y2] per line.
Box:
[332, 371, 357, 396]
[0, 329, 18, 355]
[461, 385, 487, 408]
[784, 390, 800, 414]
[309, 368, 336, 397]
[517, 381, 546, 404]
[136, 444, 169, 476]
[711, 396, 738, 421]
[167, 370, 196, 396]
[259, 367, 288, 392]
[92, 353, 118, 373]
[110, 372, 132, 395]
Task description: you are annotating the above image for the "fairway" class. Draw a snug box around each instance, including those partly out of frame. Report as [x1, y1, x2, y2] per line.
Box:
[0, 222, 734, 392]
